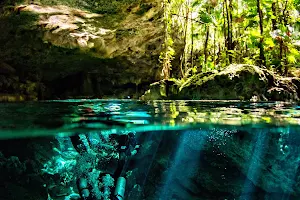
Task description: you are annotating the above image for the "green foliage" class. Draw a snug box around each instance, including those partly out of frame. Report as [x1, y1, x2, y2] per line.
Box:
[160, 0, 177, 79]
[165, 0, 300, 77]
[199, 11, 213, 24]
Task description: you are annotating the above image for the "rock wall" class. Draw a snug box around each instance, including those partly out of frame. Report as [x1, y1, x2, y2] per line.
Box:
[0, 0, 164, 100]
[141, 64, 300, 101]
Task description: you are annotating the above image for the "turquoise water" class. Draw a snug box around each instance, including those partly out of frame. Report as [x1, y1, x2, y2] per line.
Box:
[1, 100, 300, 138]
[1, 100, 300, 199]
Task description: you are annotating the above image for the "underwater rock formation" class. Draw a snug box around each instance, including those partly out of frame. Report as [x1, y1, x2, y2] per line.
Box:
[0, 0, 163, 100]
[1, 128, 300, 199]
[141, 64, 300, 101]
[141, 129, 300, 199]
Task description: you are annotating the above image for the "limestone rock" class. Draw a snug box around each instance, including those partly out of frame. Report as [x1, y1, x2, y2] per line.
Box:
[141, 64, 300, 101]
[0, 0, 164, 100]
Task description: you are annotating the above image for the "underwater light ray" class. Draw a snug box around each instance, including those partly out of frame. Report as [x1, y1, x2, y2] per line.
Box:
[139, 132, 164, 191]
[240, 130, 269, 200]
[157, 129, 208, 199]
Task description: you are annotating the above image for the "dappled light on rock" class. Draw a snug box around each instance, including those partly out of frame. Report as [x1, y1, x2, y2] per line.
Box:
[0, 0, 163, 100]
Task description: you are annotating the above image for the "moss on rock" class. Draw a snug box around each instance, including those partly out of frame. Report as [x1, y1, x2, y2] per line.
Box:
[141, 64, 300, 101]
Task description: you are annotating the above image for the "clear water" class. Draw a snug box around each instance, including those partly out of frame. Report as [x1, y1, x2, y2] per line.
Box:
[1, 100, 300, 200]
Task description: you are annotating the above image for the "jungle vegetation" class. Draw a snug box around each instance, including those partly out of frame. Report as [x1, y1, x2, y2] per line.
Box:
[160, 0, 300, 79]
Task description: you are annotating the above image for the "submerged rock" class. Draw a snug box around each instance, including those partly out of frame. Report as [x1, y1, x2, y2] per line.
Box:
[139, 128, 300, 199]
[1, 129, 300, 199]
[141, 64, 300, 101]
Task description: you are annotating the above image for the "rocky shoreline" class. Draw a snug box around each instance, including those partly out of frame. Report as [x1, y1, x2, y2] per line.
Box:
[141, 64, 300, 101]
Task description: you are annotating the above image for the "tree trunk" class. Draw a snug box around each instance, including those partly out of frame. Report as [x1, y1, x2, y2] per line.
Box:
[229, 0, 233, 62]
[190, 8, 194, 69]
[204, 25, 210, 66]
[179, 1, 189, 78]
[222, 1, 228, 65]
[213, 27, 216, 66]
[225, 0, 232, 63]
[282, 0, 288, 26]
[271, 2, 277, 30]
[223, 0, 227, 49]
[257, 0, 266, 67]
